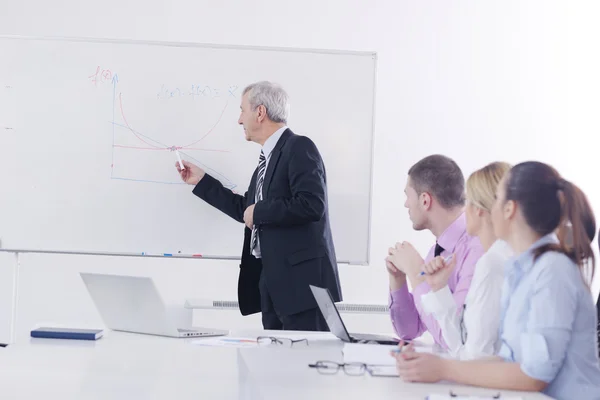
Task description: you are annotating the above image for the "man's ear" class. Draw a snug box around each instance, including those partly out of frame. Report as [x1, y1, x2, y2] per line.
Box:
[421, 192, 433, 211]
[256, 104, 267, 122]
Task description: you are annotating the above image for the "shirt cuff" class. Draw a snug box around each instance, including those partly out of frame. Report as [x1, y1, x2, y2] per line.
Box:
[420, 285, 455, 316]
[192, 174, 215, 198]
[411, 280, 431, 298]
[519, 333, 555, 383]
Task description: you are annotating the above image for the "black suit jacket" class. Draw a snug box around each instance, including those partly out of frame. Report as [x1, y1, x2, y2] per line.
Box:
[596, 292, 600, 356]
[193, 129, 342, 316]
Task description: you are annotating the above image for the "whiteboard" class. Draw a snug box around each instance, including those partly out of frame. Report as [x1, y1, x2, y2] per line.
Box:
[0, 36, 376, 264]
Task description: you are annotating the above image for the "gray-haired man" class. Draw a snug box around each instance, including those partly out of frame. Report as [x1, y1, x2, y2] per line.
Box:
[177, 81, 342, 331]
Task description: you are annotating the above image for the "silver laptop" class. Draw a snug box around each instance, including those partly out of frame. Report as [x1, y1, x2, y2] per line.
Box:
[80, 272, 227, 338]
[310, 285, 401, 345]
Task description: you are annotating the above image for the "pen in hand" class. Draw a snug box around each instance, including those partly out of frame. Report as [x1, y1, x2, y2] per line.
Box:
[175, 149, 185, 170]
[419, 254, 453, 276]
[391, 340, 411, 354]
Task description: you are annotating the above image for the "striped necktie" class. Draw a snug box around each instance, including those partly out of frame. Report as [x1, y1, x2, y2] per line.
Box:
[250, 150, 266, 252]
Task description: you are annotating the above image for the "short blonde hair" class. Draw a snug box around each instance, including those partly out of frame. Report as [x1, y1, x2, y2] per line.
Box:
[466, 162, 512, 212]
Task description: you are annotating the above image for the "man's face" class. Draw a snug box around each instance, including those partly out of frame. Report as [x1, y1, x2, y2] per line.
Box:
[238, 93, 259, 142]
[404, 177, 428, 231]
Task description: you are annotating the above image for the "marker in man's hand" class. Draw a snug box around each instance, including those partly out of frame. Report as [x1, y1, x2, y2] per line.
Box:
[420, 254, 453, 276]
[175, 148, 185, 170]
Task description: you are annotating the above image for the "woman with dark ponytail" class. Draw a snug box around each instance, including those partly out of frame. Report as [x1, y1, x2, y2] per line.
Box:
[392, 161, 600, 400]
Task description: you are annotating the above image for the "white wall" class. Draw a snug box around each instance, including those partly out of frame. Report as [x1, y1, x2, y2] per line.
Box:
[0, 253, 16, 343]
[1, 0, 599, 343]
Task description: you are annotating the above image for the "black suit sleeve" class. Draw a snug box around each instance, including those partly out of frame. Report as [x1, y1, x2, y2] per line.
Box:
[596, 295, 600, 356]
[192, 174, 247, 223]
[253, 137, 326, 226]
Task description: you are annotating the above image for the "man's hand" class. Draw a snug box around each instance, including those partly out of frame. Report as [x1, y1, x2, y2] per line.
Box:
[244, 204, 255, 229]
[386, 247, 406, 278]
[386, 241, 425, 290]
[422, 255, 456, 292]
[176, 160, 205, 185]
[387, 242, 424, 278]
[386, 245, 408, 291]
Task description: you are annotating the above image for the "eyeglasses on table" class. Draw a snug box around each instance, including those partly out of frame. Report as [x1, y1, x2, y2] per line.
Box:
[449, 390, 501, 398]
[308, 361, 372, 376]
[256, 336, 309, 348]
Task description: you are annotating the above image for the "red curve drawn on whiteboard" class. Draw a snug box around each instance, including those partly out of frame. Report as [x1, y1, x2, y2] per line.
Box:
[118, 93, 165, 149]
[180, 100, 229, 149]
[117, 93, 230, 151]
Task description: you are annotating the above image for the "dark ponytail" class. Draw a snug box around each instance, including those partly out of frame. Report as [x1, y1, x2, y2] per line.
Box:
[505, 162, 596, 284]
[556, 180, 596, 281]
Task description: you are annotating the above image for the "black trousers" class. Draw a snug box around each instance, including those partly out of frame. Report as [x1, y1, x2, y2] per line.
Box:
[259, 272, 327, 331]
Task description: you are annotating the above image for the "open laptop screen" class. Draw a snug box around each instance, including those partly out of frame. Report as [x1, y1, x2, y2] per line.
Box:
[309, 285, 352, 342]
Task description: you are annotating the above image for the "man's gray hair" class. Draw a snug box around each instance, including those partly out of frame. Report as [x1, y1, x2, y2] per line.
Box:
[243, 81, 290, 124]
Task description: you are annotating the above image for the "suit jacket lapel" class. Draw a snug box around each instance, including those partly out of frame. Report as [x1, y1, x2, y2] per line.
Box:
[262, 129, 292, 198]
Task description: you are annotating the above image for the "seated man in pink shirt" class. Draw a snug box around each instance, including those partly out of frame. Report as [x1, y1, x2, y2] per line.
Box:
[386, 155, 484, 348]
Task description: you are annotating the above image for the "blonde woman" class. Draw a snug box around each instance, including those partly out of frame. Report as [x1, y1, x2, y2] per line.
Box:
[419, 162, 512, 359]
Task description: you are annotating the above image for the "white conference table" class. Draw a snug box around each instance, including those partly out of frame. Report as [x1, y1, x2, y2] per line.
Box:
[0, 330, 551, 400]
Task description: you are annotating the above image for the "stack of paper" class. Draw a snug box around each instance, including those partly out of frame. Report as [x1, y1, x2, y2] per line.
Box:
[342, 343, 398, 376]
[343, 342, 445, 364]
[192, 337, 259, 348]
[343, 343, 397, 365]
[191, 332, 339, 348]
[342, 342, 450, 377]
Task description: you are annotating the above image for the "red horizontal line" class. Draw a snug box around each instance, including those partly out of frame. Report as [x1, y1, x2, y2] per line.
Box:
[182, 148, 230, 153]
[114, 145, 168, 150]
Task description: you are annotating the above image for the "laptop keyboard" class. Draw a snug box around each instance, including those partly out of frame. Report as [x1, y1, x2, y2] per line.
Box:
[353, 333, 399, 344]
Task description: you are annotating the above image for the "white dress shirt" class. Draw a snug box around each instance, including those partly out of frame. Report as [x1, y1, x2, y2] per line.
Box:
[252, 125, 287, 258]
[420, 239, 513, 360]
